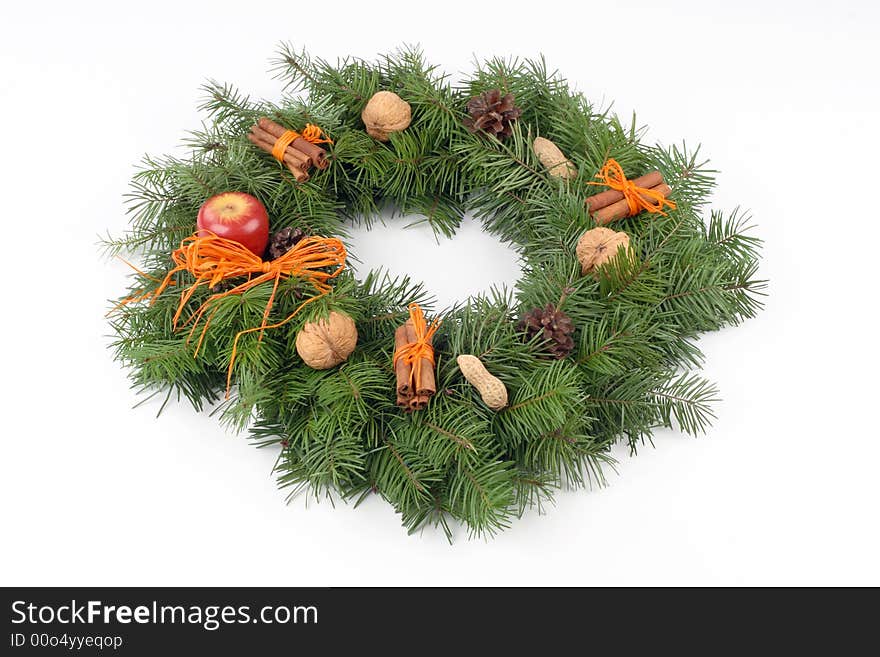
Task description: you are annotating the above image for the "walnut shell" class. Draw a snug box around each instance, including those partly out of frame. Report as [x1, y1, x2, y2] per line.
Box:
[361, 91, 412, 141]
[576, 227, 631, 274]
[295, 311, 357, 369]
[533, 137, 576, 180]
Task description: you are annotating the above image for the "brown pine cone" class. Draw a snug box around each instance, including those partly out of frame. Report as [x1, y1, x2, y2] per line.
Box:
[209, 279, 240, 294]
[268, 227, 307, 260]
[518, 303, 575, 359]
[464, 89, 522, 139]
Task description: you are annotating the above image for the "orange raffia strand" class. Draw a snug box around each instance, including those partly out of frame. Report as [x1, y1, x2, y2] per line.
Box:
[393, 303, 441, 394]
[270, 123, 333, 162]
[120, 232, 346, 397]
[588, 158, 677, 217]
[301, 123, 333, 144]
[271, 131, 299, 162]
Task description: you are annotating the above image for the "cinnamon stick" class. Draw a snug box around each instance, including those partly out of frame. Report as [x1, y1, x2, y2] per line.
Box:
[394, 324, 413, 397]
[409, 395, 429, 411]
[246, 133, 309, 182]
[285, 164, 309, 184]
[258, 117, 328, 170]
[413, 330, 436, 399]
[585, 170, 664, 213]
[257, 117, 287, 139]
[594, 183, 672, 225]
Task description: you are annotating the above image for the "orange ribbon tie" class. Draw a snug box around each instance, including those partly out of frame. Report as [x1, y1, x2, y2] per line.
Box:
[393, 303, 441, 394]
[120, 232, 346, 397]
[588, 158, 676, 217]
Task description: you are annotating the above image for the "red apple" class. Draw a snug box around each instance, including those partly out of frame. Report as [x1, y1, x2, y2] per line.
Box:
[197, 192, 269, 257]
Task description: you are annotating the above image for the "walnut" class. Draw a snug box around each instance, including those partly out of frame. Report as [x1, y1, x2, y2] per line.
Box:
[295, 311, 358, 369]
[361, 91, 412, 141]
[532, 137, 577, 180]
[576, 227, 631, 274]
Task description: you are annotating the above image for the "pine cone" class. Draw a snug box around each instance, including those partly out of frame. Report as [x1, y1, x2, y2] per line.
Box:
[464, 89, 522, 139]
[209, 280, 238, 294]
[268, 227, 306, 260]
[518, 303, 575, 359]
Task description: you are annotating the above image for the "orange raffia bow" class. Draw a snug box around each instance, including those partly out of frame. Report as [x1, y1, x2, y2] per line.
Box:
[393, 303, 441, 394]
[122, 232, 346, 397]
[588, 158, 676, 217]
[271, 124, 333, 162]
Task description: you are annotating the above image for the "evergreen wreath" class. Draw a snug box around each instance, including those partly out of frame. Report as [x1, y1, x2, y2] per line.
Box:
[106, 46, 765, 540]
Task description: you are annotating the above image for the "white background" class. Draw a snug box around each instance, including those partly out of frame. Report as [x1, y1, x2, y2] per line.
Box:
[1, 0, 878, 586]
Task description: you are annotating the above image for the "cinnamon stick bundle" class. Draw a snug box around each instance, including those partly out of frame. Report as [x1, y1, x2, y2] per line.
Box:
[393, 318, 437, 412]
[585, 171, 663, 213]
[594, 183, 672, 225]
[247, 132, 310, 182]
[584, 169, 673, 225]
[257, 118, 329, 170]
[250, 126, 311, 170]
[248, 117, 330, 183]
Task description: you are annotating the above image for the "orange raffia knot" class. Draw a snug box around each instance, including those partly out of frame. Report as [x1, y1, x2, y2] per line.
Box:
[271, 123, 333, 162]
[393, 303, 441, 394]
[121, 231, 346, 397]
[588, 158, 676, 217]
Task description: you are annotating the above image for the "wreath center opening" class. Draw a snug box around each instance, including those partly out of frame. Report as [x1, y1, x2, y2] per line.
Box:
[347, 213, 522, 308]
